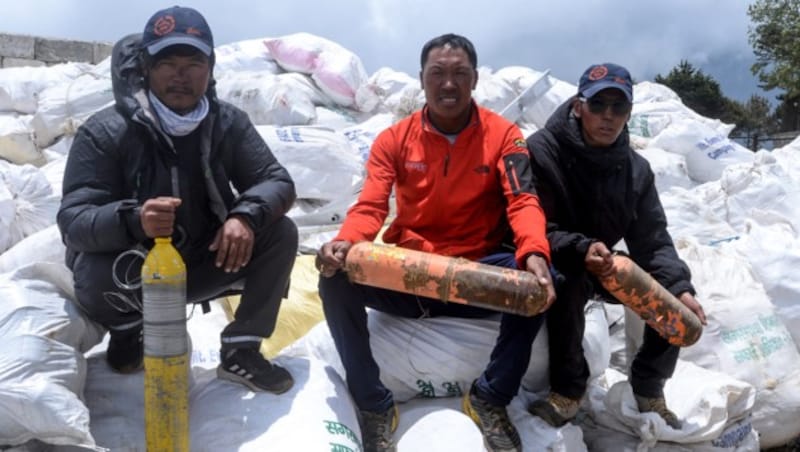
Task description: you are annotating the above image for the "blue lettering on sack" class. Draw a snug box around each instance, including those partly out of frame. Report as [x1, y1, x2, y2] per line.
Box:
[711, 420, 752, 448]
[696, 135, 735, 160]
[707, 144, 734, 160]
[275, 127, 305, 143]
[276, 128, 290, 142]
[697, 135, 724, 150]
[343, 129, 375, 162]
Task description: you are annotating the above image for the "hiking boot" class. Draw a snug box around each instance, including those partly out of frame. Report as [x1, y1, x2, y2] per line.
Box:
[462, 383, 521, 452]
[217, 348, 294, 394]
[359, 404, 398, 452]
[106, 328, 143, 373]
[528, 392, 580, 427]
[635, 394, 682, 429]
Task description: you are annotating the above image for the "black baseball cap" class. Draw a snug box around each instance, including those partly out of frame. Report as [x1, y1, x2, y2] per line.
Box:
[142, 6, 213, 56]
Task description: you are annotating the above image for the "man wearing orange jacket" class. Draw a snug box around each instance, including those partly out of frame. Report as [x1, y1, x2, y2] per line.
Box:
[316, 33, 555, 452]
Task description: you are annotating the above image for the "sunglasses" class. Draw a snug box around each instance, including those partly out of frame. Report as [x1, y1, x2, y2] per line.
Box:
[579, 97, 632, 116]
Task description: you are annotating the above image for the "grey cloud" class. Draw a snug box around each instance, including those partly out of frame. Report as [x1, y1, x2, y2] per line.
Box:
[0, 0, 761, 100]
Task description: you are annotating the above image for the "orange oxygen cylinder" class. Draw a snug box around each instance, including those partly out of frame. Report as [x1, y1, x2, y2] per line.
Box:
[343, 242, 546, 316]
[598, 254, 702, 347]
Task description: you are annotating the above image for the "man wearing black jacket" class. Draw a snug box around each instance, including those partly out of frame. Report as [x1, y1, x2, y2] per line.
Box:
[57, 6, 297, 393]
[525, 63, 706, 429]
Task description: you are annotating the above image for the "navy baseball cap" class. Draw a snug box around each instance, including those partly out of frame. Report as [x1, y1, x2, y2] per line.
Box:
[578, 63, 633, 102]
[142, 6, 214, 56]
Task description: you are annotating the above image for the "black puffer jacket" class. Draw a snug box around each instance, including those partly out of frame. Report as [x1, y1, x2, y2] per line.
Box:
[57, 34, 296, 268]
[527, 98, 694, 297]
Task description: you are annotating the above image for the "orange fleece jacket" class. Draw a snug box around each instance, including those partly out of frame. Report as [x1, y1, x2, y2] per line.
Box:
[336, 104, 550, 268]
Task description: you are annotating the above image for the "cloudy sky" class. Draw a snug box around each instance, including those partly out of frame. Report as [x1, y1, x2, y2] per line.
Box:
[0, 0, 766, 102]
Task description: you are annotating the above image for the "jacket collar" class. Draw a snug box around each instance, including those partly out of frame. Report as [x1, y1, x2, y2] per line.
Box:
[546, 97, 631, 169]
[420, 100, 480, 137]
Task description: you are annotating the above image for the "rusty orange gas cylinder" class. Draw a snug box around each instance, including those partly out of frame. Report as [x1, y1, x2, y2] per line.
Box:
[343, 242, 546, 316]
[599, 254, 703, 347]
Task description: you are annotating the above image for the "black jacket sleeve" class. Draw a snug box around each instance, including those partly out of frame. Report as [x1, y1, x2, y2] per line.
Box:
[625, 164, 695, 297]
[527, 130, 594, 272]
[225, 109, 296, 230]
[56, 115, 146, 254]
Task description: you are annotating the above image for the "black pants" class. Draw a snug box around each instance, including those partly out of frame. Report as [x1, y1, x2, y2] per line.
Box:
[71, 216, 298, 350]
[318, 251, 545, 412]
[547, 269, 679, 399]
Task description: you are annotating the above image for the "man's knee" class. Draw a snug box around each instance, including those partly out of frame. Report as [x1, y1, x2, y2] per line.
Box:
[255, 216, 298, 255]
[501, 311, 545, 340]
[318, 271, 351, 304]
[72, 251, 142, 328]
[240, 216, 298, 285]
[274, 215, 298, 243]
[320, 271, 374, 321]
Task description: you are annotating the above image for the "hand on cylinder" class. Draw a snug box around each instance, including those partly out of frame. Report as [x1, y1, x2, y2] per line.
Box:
[141, 197, 182, 238]
[316, 240, 352, 278]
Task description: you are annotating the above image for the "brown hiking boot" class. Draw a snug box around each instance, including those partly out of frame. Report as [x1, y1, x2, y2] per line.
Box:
[528, 392, 580, 427]
[359, 404, 399, 452]
[462, 382, 521, 452]
[635, 394, 682, 429]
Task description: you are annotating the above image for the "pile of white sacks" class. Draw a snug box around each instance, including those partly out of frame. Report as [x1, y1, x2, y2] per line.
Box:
[0, 32, 797, 451]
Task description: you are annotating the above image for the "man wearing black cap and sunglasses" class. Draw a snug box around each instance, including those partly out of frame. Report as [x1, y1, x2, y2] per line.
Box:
[58, 6, 298, 394]
[524, 63, 707, 429]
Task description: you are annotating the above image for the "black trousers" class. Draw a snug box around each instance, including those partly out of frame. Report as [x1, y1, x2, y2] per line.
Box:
[71, 216, 298, 350]
[319, 251, 545, 412]
[547, 269, 679, 399]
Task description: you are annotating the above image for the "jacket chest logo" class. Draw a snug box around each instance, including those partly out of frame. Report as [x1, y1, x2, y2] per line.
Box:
[405, 161, 428, 173]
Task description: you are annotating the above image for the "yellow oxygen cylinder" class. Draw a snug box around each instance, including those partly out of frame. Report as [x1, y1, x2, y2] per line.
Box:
[141, 237, 189, 451]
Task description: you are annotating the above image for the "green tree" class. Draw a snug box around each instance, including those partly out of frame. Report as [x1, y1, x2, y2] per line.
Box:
[730, 94, 777, 149]
[748, 0, 800, 98]
[772, 94, 800, 132]
[654, 61, 729, 120]
[655, 61, 776, 149]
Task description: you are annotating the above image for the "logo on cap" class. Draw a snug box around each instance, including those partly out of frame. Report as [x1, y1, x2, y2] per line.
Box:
[153, 15, 176, 36]
[578, 63, 633, 102]
[588, 65, 608, 81]
[142, 6, 214, 57]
